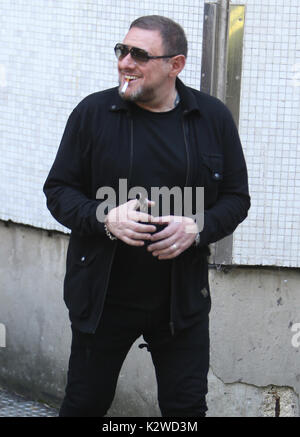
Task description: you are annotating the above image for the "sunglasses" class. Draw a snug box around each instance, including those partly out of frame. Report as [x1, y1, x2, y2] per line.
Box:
[114, 43, 178, 63]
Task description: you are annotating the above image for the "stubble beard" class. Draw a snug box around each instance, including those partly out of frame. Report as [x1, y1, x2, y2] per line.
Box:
[118, 81, 156, 104]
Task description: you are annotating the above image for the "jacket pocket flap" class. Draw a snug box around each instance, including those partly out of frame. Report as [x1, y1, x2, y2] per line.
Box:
[201, 153, 223, 181]
[74, 252, 98, 267]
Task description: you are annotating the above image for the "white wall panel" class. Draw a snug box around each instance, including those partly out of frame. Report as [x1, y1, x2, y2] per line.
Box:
[1, 0, 299, 267]
[230, 0, 300, 267]
[0, 0, 204, 232]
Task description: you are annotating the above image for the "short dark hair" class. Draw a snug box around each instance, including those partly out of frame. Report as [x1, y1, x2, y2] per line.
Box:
[129, 15, 188, 58]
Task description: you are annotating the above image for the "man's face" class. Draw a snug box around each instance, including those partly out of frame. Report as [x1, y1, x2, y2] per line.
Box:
[117, 27, 172, 104]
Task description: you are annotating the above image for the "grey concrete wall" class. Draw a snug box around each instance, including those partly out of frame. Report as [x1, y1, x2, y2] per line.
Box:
[0, 220, 299, 416]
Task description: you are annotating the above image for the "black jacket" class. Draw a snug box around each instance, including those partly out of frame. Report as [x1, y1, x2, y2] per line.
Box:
[43, 78, 250, 334]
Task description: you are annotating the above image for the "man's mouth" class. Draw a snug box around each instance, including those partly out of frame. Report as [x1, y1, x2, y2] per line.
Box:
[124, 75, 140, 83]
[120, 75, 141, 96]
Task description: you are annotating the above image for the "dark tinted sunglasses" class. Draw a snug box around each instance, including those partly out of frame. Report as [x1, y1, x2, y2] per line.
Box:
[114, 43, 178, 63]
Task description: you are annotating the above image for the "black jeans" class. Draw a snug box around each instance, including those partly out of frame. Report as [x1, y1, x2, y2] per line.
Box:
[59, 301, 209, 417]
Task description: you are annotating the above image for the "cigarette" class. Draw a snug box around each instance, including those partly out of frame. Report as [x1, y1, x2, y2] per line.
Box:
[121, 79, 129, 95]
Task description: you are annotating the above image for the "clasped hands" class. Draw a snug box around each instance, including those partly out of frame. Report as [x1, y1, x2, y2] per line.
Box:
[105, 198, 198, 260]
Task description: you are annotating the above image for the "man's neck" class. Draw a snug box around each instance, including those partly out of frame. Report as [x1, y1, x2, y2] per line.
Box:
[135, 86, 178, 113]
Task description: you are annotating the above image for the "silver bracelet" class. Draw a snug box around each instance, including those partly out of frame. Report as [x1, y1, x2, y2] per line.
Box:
[104, 223, 117, 240]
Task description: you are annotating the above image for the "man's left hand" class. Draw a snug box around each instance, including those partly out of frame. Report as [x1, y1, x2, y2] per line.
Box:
[147, 215, 198, 260]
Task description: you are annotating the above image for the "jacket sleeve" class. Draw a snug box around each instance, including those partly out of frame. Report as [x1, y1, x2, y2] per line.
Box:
[197, 107, 251, 247]
[43, 107, 105, 236]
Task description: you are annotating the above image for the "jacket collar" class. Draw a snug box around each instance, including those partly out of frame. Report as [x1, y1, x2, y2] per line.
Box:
[175, 77, 202, 115]
[109, 77, 202, 116]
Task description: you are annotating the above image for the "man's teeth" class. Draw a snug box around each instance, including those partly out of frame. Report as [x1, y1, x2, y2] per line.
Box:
[125, 76, 138, 81]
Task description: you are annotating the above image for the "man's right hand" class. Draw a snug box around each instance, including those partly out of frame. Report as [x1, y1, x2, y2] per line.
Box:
[105, 198, 156, 246]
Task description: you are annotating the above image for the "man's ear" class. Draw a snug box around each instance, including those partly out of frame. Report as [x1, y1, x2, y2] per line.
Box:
[169, 55, 186, 78]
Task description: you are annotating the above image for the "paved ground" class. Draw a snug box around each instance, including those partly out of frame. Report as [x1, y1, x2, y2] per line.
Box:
[0, 386, 58, 417]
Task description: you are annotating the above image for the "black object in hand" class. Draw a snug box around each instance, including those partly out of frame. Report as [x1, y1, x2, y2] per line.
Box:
[141, 222, 168, 246]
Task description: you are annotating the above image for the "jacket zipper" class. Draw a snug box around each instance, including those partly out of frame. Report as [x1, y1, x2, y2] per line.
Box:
[93, 117, 134, 334]
[182, 115, 190, 187]
[169, 115, 190, 336]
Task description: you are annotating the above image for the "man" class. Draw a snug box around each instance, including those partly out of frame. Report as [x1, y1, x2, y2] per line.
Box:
[43, 15, 250, 417]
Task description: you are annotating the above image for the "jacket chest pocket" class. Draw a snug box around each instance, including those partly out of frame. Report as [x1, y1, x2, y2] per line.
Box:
[200, 153, 223, 206]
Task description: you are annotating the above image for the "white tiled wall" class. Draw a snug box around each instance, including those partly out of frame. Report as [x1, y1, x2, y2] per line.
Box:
[0, 0, 204, 232]
[230, 0, 300, 267]
[0, 0, 299, 267]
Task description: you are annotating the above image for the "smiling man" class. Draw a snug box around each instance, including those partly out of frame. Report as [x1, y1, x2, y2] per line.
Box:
[44, 15, 250, 417]
[116, 24, 184, 111]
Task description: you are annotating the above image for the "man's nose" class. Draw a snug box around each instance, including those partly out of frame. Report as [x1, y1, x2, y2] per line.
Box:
[119, 52, 137, 68]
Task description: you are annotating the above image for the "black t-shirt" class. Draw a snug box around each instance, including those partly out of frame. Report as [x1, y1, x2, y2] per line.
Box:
[105, 102, 187, 310]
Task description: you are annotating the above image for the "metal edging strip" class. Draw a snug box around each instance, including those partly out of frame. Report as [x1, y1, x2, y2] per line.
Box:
[200, 3, 245, 265]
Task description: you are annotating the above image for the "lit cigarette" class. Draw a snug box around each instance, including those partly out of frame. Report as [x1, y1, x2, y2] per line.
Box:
[121, 79, 129, 95]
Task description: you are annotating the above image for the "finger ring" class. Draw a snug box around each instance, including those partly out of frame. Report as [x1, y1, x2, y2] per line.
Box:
[172, 243, 177, 250]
